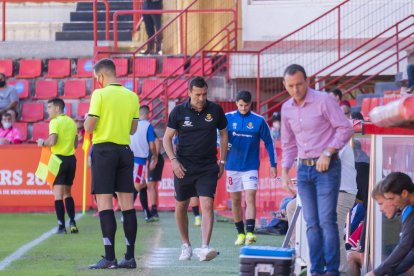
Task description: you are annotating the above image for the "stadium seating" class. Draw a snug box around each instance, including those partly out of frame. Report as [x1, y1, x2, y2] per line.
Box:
[13, 122, 28, 142]
[46, 59, 71, 78]
[0, 59, 14, 77]
[167, 79, 187, 99]
[77, 101, 90, 117]
[74, 59, 93, 78]
[131, 58, 157, 77]
[64, 102, 73, 118]
[8, 80, 30, 99]
[20, 102, 44, 122]
[160, 57, 186, 77]
[141, 79, 164, 99]
[119, 79, 139, 94]
[189, 57, 213, 76]
[34, 80, 58, 99]
[113, 58, 129, 77]
[62, 79, 87, 98]
[16, 59, 42, 78]
[361, 98, 372, 120]
[31, 122, 49, 141]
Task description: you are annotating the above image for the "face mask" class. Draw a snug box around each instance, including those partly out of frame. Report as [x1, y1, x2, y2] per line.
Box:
[0, 81, 5, 87]
[2, 122, 11, 129]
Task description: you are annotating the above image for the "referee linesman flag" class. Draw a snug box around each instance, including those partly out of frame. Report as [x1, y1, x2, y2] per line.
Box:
[35, 147, 62, 189]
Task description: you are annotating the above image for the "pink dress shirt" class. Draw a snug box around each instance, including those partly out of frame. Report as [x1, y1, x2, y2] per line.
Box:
[281, 89, 354, 169]
[0, 127, 22, 144]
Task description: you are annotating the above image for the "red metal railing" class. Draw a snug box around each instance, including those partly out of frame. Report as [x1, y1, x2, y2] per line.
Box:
[262, 15, 414, 117]
[121, 8, 236, 127]
[217, 0, 413, 121]
[94, 0, 238, 127]
[92, 0, 144, 47]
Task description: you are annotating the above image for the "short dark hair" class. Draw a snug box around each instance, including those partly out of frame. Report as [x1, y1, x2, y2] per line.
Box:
[1, 112, 11, 120]
[329, 89, 343, 100]
[236, 90, 252, 103]
[0, 73, 6, 80]
[48, 98, 65, 112]
[140, 105, 150, 115]
[381, 172, 414, 195]
[351, 112, 364, 120]
[272, 112, 281, 122]
[189, 76, 208, 92]
[93, 58, 116, 76]
[372, 180, 384, 199]
[283, 64, 307, 79]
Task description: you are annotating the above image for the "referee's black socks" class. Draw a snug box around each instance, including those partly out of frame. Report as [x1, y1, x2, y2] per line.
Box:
[99, 209, 117, 261]
[54, 200, 65, 229]
[122, 209, 137, 260]
[64, 197, 76, 223]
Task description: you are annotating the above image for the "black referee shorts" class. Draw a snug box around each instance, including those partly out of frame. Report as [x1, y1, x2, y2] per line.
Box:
[147, 154, 164, 182]
[54, 155, 76, 186]
[91, 142, 134, 194]
[174, 162, 219, 201]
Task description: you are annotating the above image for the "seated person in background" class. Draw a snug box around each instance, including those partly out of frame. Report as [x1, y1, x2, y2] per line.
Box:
[328, 88, 343, 102]
[351, 112, 364, 121]
[0, 112, 22, 144]
[396, 64, 414, 95]
[340, 100, 351, 118]
[407, 64, 414, 94]
[348, 180, 398, 276]
[75, 115, 85, 145]
[367, 172, 414, 276]
[270, 112, 281, 141]
[254, 195, 293, 235]
[0, 73, 19, 122]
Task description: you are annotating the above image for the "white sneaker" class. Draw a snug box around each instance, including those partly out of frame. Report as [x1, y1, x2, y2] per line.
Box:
[194, 247, 218, 261]
[179, 244, 192, 261]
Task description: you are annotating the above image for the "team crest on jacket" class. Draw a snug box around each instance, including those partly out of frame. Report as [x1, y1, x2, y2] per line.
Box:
[232, 122, 237, 129]
[205, 114, 213, 122]
[247, 122, 254, 129]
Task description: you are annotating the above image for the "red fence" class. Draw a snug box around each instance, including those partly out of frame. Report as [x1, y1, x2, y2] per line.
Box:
[209, 0, 414, 122]
[94, 1, 238, 127]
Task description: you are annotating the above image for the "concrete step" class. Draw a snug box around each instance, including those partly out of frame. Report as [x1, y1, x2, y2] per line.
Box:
[76, 1, 133, 11]
[62, 21, 133, 31]
[70, 11, 133, 22]
[55, 30, 132, 41]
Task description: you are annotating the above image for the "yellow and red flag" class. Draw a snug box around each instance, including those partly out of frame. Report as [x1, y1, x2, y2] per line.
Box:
[35, 147, 62, 189]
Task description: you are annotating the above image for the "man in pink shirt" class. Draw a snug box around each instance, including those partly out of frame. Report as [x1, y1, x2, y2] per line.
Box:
[0, 112, 22, 144]
[281, 64, 353, 276]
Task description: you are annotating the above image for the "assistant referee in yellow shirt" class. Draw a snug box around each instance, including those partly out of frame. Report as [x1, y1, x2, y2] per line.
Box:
[84, 59, 139, 269]
[37, 98, 78, 234]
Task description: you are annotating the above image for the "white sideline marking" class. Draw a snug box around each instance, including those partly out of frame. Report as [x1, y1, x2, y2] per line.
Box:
[0, 213, 83, 270]
[146, 247, 178, 268]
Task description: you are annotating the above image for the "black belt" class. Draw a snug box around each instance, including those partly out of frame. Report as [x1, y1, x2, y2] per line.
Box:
[299, 153, 338, 166]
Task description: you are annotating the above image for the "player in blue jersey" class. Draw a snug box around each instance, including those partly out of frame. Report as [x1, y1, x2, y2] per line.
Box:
[225, 90, 277, 246]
